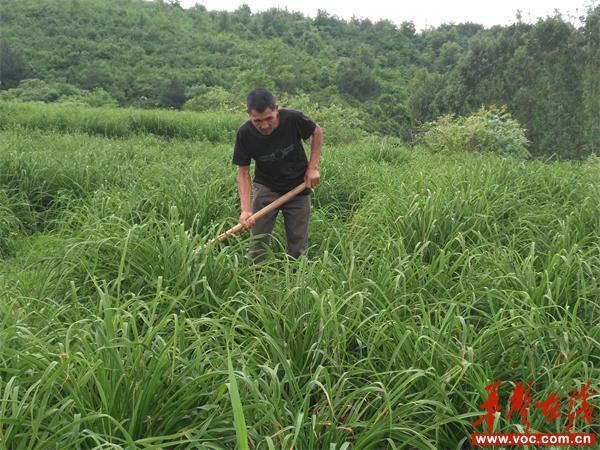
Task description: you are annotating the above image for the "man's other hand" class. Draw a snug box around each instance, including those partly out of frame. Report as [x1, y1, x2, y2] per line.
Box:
[239, 210, 255, 229]
[304, 168, 320, 189]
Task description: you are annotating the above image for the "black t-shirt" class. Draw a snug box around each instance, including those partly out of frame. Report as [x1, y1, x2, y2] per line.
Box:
[232, 108, 316, 195]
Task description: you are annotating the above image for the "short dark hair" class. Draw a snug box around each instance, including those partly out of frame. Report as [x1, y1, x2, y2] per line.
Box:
[246, 88, 276, 113]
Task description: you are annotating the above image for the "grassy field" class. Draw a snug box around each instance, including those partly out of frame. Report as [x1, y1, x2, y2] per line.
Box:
[1, 103, 599, 448]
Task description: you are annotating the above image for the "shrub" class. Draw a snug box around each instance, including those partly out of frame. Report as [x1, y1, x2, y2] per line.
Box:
[417, 106, 530, 158]
[279, 92, 368, 144]
[0, 79, 88, 103]
[81, 88, 119, 108]
[0, 80, 119, 108]
[183, 85, 240, 112]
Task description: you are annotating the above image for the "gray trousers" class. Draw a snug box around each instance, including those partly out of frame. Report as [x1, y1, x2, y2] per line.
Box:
[249, 182, 311, 262]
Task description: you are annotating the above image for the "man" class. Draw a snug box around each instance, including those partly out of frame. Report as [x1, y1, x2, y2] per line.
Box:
[232, 88, 323, 262]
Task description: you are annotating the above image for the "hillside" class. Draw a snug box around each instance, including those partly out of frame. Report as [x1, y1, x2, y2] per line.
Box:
[0, 0, 598, 157]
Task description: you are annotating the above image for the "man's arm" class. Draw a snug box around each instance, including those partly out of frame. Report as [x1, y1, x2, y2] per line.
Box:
[236, 165, 255, 228]
[305, 124, 323, 189]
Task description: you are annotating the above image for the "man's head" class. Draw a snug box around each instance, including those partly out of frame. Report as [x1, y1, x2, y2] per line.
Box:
[246, 88, 279, 135]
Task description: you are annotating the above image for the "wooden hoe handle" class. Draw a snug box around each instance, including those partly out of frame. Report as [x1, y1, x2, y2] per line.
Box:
[204, 182, 307, 248]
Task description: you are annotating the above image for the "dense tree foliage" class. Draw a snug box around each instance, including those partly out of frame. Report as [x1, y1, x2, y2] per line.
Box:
[0, 41, 28, 89]
[0, 0, 597, 158]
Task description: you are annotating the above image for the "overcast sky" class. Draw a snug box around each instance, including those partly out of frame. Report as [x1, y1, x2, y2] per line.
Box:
[180, 0, 596, 30]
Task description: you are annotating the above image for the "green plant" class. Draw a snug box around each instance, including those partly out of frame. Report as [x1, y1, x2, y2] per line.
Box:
[1, 103, 598, 448]
[280, 92, 368, 144]
[417, 106, 530, 158]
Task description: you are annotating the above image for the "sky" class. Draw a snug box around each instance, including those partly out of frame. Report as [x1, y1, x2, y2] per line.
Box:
[180, 0, 596, 30]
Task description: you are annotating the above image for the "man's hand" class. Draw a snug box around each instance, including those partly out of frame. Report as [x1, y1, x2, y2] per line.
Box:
[304, 167, 320, 189]
[239, 210, 255, 229]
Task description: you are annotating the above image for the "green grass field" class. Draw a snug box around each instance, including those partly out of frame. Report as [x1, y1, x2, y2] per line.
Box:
[1, 103, 598, 448]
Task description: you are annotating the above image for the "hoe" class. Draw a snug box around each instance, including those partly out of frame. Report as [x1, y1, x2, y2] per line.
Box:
[203, 182, 307, 249]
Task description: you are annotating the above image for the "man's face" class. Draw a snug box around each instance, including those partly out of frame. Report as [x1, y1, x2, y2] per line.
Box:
[248, 106, 279, 135]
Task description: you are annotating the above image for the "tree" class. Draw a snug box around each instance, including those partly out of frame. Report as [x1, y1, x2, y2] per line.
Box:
[161, 78, 187, 109]
[435, 42, 463, 72]
[407, 69, 444, 127]
[79, 64, 114, 92]
[400, 21, 416, 38]
[582, 6, 600, 155]
[336, 58, 380, 101]
[0, 40, 28, 89]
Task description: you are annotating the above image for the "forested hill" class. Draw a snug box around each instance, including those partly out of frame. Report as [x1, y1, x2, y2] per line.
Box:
[1, 0, 598, 158]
